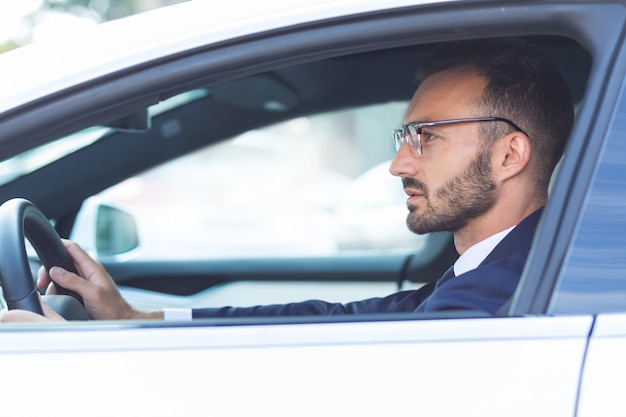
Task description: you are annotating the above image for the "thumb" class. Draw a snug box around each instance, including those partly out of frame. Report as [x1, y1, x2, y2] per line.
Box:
[49, 266, 87, 294]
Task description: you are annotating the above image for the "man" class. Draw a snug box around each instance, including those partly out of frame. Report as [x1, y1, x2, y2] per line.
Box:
[2, 37, 573, 322]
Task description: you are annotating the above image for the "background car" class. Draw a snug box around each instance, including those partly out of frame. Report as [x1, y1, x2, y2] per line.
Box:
[0, 0, 625, 416]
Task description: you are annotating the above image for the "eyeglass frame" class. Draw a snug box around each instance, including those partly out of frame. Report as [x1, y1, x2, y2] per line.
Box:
[392, 117, 528, 157]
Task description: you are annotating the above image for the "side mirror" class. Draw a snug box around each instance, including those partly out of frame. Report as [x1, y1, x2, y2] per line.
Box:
[71, 198, 139, 260]
[94, 204, 139, 256]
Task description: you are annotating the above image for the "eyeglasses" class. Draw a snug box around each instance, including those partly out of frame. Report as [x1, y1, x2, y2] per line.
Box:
[392, 117, 528, 157]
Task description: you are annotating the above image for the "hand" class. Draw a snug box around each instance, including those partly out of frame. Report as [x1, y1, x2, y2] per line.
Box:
[1, 298, 65, 323]
[38, 240, 161, 320]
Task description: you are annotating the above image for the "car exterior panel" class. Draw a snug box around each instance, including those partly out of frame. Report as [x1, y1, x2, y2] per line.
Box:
[578, 314, 626, 417]
[0, 315, 592, 417]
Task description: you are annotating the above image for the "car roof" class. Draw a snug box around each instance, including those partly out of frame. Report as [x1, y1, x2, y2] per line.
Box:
[0, 0, 454, 114]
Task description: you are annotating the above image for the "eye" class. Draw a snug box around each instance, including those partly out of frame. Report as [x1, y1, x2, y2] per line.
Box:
[421, 131, 439, 143]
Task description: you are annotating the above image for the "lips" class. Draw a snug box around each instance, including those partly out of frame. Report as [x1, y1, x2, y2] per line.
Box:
[401, 178, 427, 205]
[405, 188, 425, 205]
[404, 187, 424, 198]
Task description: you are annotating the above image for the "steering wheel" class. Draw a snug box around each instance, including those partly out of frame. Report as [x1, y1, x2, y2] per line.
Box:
[0, 198, 88, 320]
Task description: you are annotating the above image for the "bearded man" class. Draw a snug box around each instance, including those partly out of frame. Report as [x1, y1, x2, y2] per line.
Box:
[2, 37, 573, 323]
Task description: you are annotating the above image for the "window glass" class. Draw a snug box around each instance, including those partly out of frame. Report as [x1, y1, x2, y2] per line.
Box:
[550, 79, 626, 314]
[0, 90, 207, 186]
[73, 102, 427, 260]
[0, 127, 107, 185]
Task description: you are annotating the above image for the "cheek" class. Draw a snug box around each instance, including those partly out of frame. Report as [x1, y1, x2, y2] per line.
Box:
[427, 141, 481, 181]
[423, 155, 466, 187]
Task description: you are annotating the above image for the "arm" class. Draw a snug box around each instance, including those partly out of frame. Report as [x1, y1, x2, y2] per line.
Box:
[192, 284, 437, 318]
[36, 240, 163, 321]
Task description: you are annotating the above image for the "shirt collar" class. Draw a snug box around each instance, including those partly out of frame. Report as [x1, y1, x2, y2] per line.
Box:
[453, 225, 516, 276]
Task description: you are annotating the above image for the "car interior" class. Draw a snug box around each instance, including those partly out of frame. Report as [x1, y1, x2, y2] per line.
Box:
[0, 34, 592, 322]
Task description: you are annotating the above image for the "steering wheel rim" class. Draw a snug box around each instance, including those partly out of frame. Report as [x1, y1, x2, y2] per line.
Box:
[0, 198, 84, 314]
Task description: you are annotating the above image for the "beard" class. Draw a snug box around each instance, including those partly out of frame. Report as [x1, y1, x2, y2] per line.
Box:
[404, 148, 496, 234]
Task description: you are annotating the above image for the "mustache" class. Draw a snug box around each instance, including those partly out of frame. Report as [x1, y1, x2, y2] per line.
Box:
[402, 177, 428, 196]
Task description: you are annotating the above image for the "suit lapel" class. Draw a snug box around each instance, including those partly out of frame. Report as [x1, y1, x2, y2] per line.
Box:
[481, 208, 543, 266]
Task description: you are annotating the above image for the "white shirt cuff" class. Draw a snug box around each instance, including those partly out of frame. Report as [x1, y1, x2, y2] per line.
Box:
[163, 308, 193, 321]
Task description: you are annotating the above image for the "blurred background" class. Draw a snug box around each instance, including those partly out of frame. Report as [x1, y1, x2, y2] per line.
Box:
[0, 0, 188, 53]
[1, 0, 423, 259]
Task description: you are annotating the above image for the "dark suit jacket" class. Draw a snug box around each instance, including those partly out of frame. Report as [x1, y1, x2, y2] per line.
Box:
[192, 209, 542, 318]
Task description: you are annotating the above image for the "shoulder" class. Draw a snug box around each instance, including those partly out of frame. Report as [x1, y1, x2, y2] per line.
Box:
[422, 249, 529, 314]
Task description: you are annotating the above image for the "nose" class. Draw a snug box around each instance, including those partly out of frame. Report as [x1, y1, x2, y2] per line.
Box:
[390, 142, 418, 178]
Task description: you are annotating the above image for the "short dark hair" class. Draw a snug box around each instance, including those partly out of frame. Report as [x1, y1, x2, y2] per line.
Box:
[419, 38, 575, 193]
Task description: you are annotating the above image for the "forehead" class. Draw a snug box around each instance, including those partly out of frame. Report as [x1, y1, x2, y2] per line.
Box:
[403, 69, 488, 123]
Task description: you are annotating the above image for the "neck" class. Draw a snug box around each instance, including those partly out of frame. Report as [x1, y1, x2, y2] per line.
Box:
[453, 199, 544, 255]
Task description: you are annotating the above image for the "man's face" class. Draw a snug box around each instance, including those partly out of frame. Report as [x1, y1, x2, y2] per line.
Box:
[390, 69, 497, 234]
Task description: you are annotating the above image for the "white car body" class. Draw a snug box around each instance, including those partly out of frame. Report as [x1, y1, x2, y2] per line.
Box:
[1, 0, 625, 416]
[1, 315, 593, 416]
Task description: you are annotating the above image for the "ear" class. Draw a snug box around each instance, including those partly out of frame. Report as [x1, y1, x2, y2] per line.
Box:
[492, 132, 531, 182]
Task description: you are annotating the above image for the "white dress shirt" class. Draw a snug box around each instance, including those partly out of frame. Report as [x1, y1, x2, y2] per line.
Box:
[453, 225, 516, 277]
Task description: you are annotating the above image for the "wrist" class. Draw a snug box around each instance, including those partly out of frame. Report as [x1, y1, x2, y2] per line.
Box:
[129, 308, 164, 320]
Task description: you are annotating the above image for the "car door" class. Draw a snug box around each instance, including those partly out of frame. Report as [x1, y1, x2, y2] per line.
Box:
[0, 313, 592, 417]
[543, 38, 626, 415]
[577, 314, 626, 417]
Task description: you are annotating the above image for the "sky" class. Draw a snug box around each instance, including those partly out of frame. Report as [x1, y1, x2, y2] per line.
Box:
[0, 0, 98, 45]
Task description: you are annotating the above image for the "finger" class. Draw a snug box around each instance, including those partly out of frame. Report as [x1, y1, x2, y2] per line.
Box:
[45, 281, 58, 295]
[48, 266, 90, 295]
[37, 265, 51, 291]
[61, 240, 106, 282]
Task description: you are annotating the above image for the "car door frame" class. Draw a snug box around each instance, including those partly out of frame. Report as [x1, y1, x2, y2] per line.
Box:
[0, 1, 621, 313]
[510, 3, 626, 315]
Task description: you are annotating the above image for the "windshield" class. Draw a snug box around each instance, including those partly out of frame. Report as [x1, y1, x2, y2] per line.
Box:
[0, 89, 208, 186]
